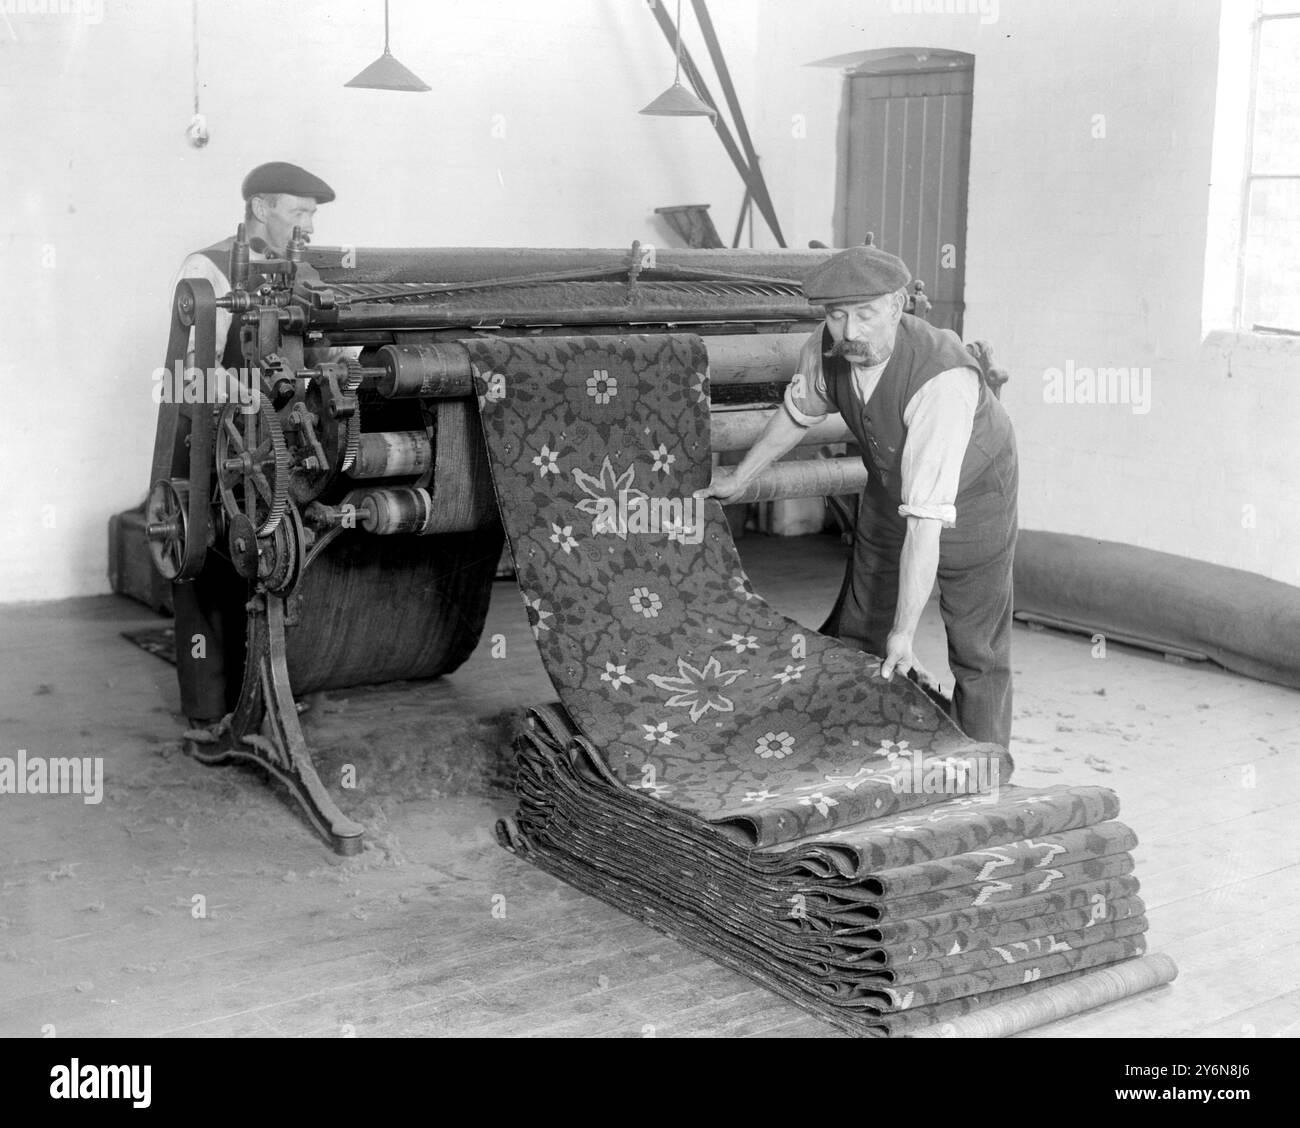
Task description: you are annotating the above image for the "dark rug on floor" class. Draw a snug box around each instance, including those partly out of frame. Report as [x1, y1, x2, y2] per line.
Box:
[121, 626, 176, 665]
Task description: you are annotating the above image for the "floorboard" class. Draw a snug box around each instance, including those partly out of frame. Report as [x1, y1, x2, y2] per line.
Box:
[1, 532, 1295, 1038]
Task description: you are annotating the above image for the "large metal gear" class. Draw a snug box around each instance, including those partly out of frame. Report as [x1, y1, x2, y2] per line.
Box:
[216, 399, 290, 536]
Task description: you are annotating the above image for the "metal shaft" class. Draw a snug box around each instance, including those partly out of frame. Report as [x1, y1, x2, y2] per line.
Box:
[711, 408, 852, 452]
[372, 334, 810, 398]
[307, 246, 831, 285]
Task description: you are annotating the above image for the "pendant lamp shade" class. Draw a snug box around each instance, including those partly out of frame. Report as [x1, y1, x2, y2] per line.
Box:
[346, 1, 430, 92]
[639, 0, 716, 120]
[640, 79, 717, 120]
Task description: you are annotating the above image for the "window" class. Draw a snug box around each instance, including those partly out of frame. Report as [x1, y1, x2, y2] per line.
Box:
[1238, 2, 1300, 332]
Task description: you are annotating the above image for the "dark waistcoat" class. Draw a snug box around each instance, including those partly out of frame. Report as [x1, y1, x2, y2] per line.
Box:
[819, 314, 1016, 508]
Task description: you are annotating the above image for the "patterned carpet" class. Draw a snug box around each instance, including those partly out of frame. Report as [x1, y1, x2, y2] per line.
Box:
[471, 333, 1172, 1036]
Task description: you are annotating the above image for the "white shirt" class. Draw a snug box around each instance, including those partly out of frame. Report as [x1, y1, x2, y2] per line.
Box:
[782, 329, 979, 528]
[168, 246, 357, 369]
[169, 245, 271, 359]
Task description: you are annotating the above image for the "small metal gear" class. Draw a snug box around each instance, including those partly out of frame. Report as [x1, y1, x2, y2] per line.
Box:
[340, 360, 364, 474]
[257, 499, 304, 596]
[216, 399, 290, 536]
[340, 411, 361, 474]
[288, 378, 362, 502]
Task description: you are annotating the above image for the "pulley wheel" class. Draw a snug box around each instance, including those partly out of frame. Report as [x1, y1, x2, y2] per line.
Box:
[144, 478, 191, 581]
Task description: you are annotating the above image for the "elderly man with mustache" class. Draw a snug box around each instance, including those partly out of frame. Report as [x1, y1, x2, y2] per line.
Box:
[698, 245, 1019, 752]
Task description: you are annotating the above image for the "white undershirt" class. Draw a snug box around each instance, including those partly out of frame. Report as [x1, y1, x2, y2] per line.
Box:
[782, 329, 980, 528]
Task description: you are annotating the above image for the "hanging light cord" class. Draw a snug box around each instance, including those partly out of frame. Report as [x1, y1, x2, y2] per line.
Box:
[673, 0, 684, 84]
[191, 0, 200, 115]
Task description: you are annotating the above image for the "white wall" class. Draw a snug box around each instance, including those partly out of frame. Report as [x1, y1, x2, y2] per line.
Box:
[746, 0, 1299, 587]
[0, 0, 759, 600]
[3, 0, 1298, 601]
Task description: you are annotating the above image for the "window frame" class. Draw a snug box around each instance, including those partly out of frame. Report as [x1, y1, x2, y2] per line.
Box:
[1234, 4, 1300, 332]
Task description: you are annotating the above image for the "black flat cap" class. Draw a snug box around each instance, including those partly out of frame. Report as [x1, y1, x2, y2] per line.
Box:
[241, 162, 336, 203]
[803, 245, 911, 304]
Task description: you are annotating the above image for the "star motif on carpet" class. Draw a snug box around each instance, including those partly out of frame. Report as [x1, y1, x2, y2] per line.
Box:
[523, 595, 553, 639]
[573, 456, 645, 539]
[532, 444, 561, 477]
[648, 656, 748, 722]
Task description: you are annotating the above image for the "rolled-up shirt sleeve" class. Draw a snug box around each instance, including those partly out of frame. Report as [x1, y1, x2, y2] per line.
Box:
[782, 331, 834, 426]
[898, 366, 980, 527]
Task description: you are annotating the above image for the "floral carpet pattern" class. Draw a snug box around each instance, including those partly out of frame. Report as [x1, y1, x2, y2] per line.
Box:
[468, 334, 1007, 846]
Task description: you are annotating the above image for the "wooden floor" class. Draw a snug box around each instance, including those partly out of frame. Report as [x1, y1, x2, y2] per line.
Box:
[1, 532, 1297, 1038]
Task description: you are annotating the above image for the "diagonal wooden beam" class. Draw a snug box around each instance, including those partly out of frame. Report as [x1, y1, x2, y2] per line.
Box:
[690, 0, 786, 248]
[644, 0, 786, 247]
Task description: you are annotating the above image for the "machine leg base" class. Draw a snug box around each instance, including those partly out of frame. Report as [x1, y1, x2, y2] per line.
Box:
[184, 595, 368, 856]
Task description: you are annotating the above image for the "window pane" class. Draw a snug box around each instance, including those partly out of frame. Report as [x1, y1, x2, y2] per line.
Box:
[1242, 179, 1300, 331]
[1253, 17, 1300, 172]
[1260, 3, 1300, 15]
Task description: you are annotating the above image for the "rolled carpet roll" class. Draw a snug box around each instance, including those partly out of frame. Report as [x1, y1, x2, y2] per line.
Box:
[1014, 530, 1300, 690]
[907, 953, 1178, 1037]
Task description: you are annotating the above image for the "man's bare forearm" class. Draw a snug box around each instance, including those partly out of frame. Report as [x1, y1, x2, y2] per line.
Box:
[892, 517, 941, 639]
[727, 408, 809, 486]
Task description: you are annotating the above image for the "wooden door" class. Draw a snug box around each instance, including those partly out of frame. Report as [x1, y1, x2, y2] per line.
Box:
[838, 66, 973, 335]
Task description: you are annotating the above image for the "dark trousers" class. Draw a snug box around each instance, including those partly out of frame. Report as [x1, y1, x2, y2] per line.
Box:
[173, 556, 249, 723]
[828, 474, 1019, 750]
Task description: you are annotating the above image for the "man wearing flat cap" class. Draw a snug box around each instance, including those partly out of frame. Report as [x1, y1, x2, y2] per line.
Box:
[168, 161, 335, 726]
[700, 245, 1019, 751]
[173, 161, 336, 368]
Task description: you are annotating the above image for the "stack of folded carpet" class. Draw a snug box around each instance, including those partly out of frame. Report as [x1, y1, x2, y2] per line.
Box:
[470, 333, 1175, 1037]
[498, 704, 1154, 1035]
